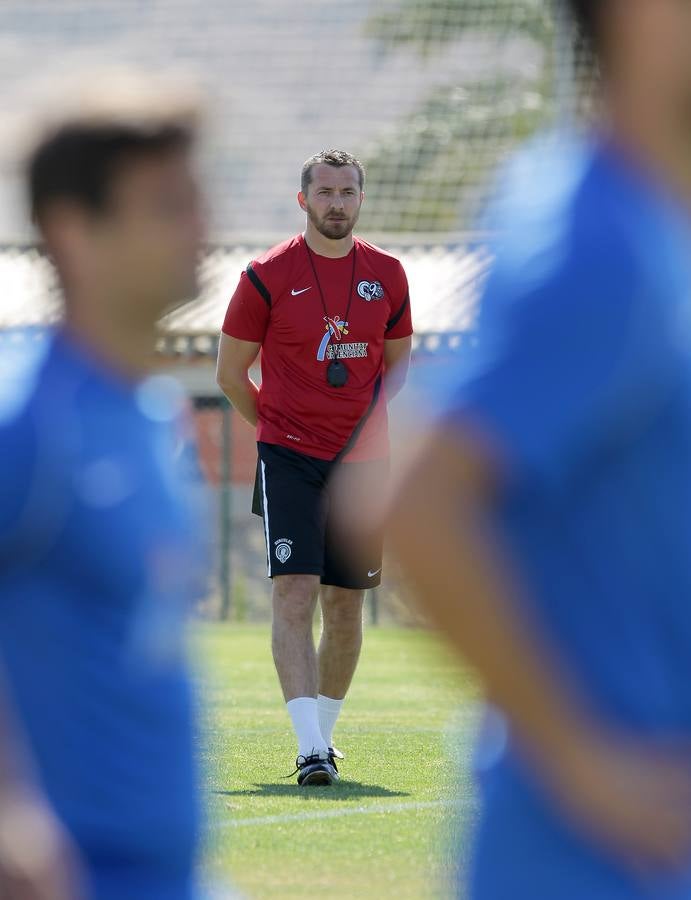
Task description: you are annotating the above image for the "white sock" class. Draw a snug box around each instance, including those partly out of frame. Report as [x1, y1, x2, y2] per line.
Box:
[286, 697, 328, 759]
[317, 694, 344, 748]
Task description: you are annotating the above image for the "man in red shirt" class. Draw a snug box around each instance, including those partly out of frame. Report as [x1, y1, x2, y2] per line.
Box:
[217, 149, 412, 785]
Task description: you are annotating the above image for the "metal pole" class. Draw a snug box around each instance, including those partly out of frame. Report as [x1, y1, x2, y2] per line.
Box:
[219, 398, 232, 620]
[369, 587, 379, 626]
[552, 0, 576, 123]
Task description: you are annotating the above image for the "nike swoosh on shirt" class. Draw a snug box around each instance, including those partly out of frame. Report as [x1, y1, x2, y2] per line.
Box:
[291, 287, 311, 296]
[368, 568, 382, 578]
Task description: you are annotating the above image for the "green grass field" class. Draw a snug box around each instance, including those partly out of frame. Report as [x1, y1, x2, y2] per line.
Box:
[195, 624, 480, 899]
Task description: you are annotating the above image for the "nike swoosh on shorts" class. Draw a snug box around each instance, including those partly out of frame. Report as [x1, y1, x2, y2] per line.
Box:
[291, 287, 311, 296]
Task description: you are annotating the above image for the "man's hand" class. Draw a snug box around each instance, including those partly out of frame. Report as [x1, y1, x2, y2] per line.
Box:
[542, 730, 691, 874]
[0, 789, 84, 900]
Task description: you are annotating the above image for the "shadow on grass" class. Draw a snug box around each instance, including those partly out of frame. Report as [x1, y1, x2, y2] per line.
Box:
[212, 781, 409, 800]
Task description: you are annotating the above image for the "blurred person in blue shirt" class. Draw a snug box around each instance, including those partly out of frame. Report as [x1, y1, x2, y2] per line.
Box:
[0, 72, 208, 899]
[388, 1, 691, 898]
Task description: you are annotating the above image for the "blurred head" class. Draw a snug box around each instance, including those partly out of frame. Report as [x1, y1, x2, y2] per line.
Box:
[27, 73, 205, 323]
[298, 150, 364, 240]
[567, 0, 691, 131]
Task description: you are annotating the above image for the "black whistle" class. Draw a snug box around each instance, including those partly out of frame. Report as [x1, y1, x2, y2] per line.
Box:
[327, 359, 349, 388]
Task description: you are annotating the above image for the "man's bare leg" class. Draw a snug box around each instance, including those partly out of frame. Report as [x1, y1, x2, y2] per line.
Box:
[317, 586, 365, 749]
[272, 574, 320, 700]
[272, 574, 329, 760]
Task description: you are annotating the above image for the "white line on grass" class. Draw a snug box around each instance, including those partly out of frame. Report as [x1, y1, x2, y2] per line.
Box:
[218, 799, 458, 829]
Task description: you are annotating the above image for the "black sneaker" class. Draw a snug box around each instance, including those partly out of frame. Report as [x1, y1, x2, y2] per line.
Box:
[293, 752, 339, 786]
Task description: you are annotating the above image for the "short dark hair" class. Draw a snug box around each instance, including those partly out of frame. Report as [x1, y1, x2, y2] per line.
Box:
[26, 73, 200, 224]
[566, 0, 601, 49]
[29, 125, 194, 223]
[301, 149, 365, 194]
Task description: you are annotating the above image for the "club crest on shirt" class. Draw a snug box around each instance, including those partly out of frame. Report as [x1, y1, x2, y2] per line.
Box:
[357, 280, 384, 301]
[274, 538, 293, 564]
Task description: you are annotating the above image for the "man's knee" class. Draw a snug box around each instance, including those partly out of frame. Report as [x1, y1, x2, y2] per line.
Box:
[321, 588, 365, 630]
[273, 574, 319, 627]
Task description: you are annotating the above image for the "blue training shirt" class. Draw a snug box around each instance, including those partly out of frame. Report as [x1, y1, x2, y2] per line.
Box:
[444, 133, 691, 899]
[0, 330, 208, 900]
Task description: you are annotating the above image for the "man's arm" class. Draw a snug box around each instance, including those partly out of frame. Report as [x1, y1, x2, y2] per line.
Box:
[388, 424, 691, 873]
[0, 676, 83, 899]
[383, 336, 412, 400]
[388, 426, 591, 760]
[216, 334, 261, 427]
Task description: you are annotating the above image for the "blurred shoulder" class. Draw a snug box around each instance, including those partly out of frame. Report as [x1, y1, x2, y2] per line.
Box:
[484, 131, 635, 301]
[0, 330, 51, 432]
[0, 332, 51, 516]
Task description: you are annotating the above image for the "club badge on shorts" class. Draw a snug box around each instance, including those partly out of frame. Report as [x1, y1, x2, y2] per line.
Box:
[274, 538, 293, 563]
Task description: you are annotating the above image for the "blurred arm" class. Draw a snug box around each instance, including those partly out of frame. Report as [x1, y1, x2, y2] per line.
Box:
[388, 425, 589, 762]
[216, 333, 261, 427]
[388, 424, 691, 871]
[383, 336, 412, 400]
[0, 676, 83, 899]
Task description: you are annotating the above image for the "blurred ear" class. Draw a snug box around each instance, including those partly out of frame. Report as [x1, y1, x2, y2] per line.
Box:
[297, 190, 307, 211]
[37, 200, 96, 278]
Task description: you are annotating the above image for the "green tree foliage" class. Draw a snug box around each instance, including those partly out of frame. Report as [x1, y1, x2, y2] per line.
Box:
[360, 0, 555, 233]
[365, 0, 552, 53]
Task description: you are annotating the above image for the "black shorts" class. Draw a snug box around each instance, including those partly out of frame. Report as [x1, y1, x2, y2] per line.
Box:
[252, 441, 386, 590]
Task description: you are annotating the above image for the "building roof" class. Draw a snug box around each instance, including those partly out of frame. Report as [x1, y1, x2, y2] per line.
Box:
[0, 241, 489, 354]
